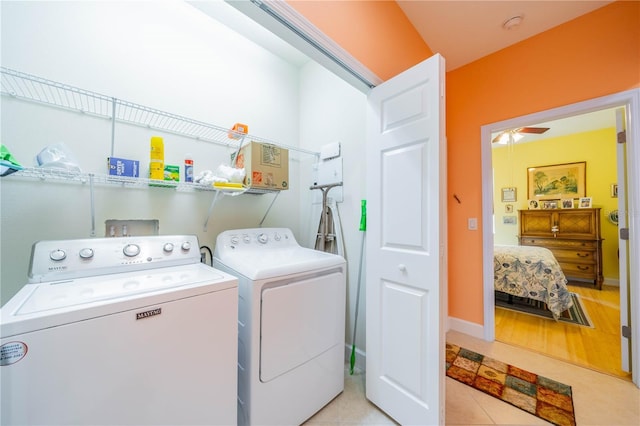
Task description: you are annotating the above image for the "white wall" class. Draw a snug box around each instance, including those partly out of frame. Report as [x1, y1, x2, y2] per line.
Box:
[1, 2, 300, 303]
[1, 0, 369, 362]
[298, 61, 368, 363]
[0, 1, 307, 303]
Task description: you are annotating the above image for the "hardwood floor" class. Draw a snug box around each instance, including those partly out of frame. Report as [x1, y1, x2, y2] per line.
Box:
[495, 282, 632, 380]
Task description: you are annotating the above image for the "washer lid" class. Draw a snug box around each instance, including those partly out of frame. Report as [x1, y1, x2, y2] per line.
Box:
[16, 263, 226, 315]
[1, 263, 237, 338]
[215, 246, 344, 280]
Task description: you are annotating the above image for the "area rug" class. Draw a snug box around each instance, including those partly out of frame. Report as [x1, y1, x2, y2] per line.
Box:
[495, 291, 593, 327]
[446, 343, 576, 426]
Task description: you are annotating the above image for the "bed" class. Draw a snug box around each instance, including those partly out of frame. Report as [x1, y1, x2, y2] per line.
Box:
[494, 245, 573, 319]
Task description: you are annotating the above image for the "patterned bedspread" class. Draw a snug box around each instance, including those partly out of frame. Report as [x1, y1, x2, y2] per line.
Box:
[494, 245, 572, 319]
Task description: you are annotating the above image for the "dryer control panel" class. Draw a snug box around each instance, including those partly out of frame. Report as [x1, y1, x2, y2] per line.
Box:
[215, 228, 298, 254]
[28, 235, 200, 283]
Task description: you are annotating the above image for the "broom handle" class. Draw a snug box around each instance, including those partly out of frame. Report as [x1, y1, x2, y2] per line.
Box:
[350, 200, 367, 371]
[351, 233, 365, 346]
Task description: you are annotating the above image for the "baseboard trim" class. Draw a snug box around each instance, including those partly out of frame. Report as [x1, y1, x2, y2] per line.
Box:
[447, 316, 485, 340]
[604, 277, 619, 286]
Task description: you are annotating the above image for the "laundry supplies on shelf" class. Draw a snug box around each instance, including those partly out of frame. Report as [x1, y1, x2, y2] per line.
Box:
[149, 136, 164, 180]
[107, 157, 139, 177]
[184, 154, 194, 183]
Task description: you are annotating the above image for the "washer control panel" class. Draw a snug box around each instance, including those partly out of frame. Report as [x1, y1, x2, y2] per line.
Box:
[28, 235, 200, 283]
[214, 228, 298, 256]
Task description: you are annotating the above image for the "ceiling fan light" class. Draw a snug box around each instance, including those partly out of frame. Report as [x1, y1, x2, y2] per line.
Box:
[512, 132, 524, 142]
[498, 133, 510, 144]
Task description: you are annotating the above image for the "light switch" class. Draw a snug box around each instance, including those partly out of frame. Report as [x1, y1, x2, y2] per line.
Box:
[468, 218, 478, 231]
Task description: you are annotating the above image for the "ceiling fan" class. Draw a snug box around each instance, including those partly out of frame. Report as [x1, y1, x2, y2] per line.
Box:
[492, 126, 550, 144]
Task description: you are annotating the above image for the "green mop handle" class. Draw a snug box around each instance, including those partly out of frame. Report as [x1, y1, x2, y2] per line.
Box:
[359, 200, 367, 231]
[350, 199, 367, 375]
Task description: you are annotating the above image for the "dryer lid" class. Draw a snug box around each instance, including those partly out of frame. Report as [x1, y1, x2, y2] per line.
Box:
[215, 246, 344, 280]
[214, 228, 345, 280]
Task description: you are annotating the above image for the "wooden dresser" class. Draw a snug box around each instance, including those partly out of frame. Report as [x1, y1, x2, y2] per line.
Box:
[518, 208, 603, 289]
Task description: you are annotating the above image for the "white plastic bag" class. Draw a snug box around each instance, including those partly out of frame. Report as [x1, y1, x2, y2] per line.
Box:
[34, 143, 82, 172]
[216, 164, 245, 183]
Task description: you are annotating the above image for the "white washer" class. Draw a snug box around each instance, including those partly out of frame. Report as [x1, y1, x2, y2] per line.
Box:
[214, 228, 346, 426]
[1, 235, 238, 426]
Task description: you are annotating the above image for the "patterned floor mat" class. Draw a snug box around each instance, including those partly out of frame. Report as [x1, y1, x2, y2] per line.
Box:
[446, 343, 576, 426]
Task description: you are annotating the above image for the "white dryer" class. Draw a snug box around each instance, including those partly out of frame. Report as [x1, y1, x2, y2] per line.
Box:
[214, 228, 346, 426]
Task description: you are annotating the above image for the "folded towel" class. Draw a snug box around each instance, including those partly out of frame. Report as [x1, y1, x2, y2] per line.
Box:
[1, 144, 23, 177]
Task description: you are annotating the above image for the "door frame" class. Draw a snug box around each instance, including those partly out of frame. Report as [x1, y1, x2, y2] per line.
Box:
[480, 89, 640, 386]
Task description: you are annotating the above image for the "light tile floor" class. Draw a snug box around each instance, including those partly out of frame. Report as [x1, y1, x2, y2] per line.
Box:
[304, 330, 640, 425]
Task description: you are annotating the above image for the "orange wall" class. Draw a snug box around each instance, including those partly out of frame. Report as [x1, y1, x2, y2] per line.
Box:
[289, 1, 640, 325]
[287, 0, 432, 81]
[447, 1, 639, 323]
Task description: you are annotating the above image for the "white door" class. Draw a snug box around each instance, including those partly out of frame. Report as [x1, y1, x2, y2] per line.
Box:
[616, 107, 631, 372]
[365, 54, 447, 425]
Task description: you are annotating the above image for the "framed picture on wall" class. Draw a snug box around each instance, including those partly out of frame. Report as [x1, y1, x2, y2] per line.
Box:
[503, 216, 517, 225]
[527, 161, 586, 200]
[611, 184, 618, 198]
[501, 187, 517, 202]
[505, 204, 514, 213]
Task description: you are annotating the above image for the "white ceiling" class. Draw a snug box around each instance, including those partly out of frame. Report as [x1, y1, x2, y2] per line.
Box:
[395, 0, 617, 141]
[490, 108, 618, 146]
[397, 0, 614, 72]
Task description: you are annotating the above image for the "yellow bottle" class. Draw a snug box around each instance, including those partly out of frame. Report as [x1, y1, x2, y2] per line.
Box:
[149, 136, 164, 180]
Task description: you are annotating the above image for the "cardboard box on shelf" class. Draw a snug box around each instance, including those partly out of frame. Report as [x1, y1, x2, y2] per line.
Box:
[231, 141, 289, 190]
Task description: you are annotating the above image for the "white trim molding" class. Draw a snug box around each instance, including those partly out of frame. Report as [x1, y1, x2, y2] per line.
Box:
[481, 88, 640, 387]
[226, 0, 383, 92]
[448, 316, 485, 340]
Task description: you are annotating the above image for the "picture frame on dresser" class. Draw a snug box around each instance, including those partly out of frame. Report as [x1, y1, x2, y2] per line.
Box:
[561, 198, 574, 209]
[579, 197, 593, 208]
[527, 161, 586, 201]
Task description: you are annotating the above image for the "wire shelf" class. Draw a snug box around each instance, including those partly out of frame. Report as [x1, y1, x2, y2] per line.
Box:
[1, 67, 319, 156]
[9, 167, 276, 195]
[1, 67, 113, 120]
[2, 67, 291, 231]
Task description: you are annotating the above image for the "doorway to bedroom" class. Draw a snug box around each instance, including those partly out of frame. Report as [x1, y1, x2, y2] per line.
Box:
[481, 91, 638, 382]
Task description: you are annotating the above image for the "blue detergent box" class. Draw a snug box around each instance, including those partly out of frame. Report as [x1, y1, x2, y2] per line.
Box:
[108, 157, 140, 177]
